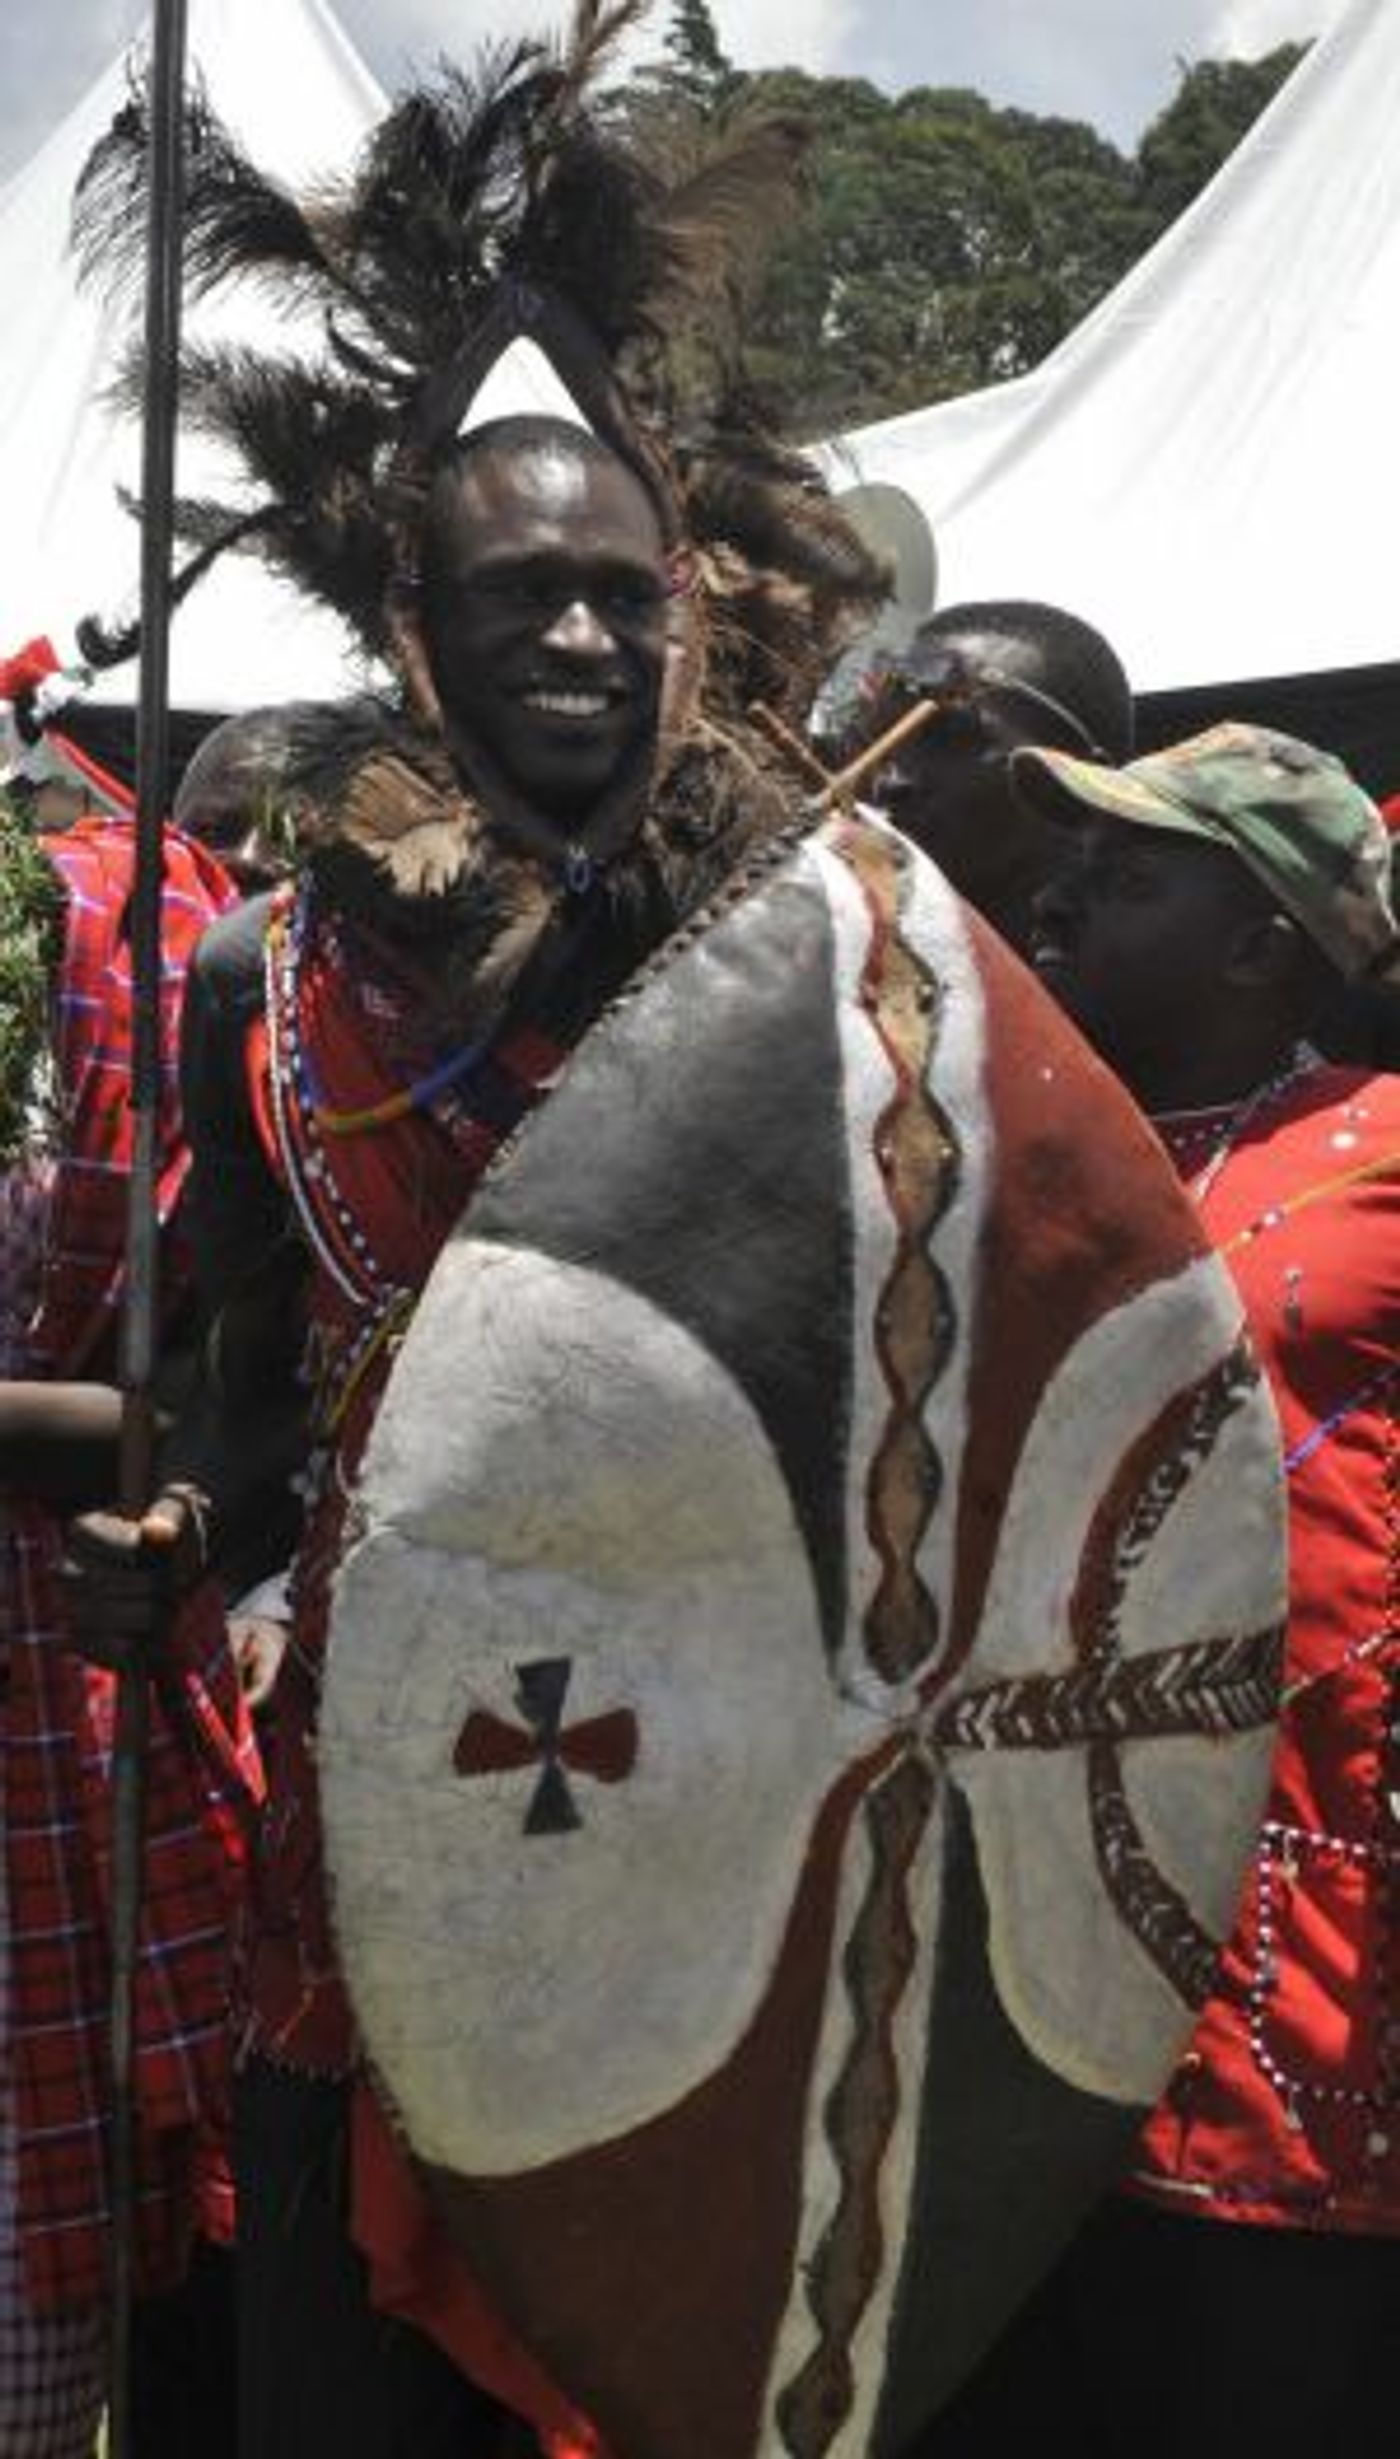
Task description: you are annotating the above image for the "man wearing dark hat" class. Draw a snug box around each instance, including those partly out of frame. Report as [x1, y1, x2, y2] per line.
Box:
[1015, 721, 1400, 2454]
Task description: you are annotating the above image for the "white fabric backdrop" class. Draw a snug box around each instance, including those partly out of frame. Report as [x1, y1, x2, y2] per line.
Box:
[822, 0, 1400, 695]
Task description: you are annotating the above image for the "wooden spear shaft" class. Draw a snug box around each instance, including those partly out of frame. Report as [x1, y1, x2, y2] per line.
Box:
[747, 694, 944, 814]
[109, 4, 188, 2451]
[813, 697, 942, 811]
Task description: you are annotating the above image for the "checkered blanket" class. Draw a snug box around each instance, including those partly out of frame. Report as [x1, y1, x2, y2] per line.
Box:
[2, 820, 260, 2312]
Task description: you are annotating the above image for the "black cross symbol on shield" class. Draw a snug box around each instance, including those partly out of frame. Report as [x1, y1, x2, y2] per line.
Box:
[453, 1657, 640, 1835]
[516, 1657, 582, 1836]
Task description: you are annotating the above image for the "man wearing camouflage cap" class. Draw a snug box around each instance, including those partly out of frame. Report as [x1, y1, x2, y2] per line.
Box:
[997, 722, 1400, 2455]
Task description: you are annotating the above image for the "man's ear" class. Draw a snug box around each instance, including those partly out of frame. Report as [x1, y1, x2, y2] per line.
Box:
[1222, 908, 1305, 992]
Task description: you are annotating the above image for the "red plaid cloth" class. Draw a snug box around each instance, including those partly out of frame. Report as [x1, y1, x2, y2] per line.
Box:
[26, 818, 231, 1378]
[2, 817, 262, 2313]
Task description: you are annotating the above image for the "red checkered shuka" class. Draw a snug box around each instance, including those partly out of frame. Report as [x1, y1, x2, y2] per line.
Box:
[2, 818, 261, 2313]
[26, 818, 231, 1378]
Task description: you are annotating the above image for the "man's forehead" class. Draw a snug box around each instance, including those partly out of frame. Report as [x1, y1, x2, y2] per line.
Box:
[1076, 811, 1250, 889]
[909, 626, 1043, 687]
[441, 435, 662, 548]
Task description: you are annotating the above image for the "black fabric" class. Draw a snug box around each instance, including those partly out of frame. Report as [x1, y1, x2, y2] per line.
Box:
[874, 1788, 1141, 2454]
[1137, 660, 1400, 799]
[130, 2240, 238, 2459]
[172, 894, 307, 1593]
[235, 2061, 528, 2459]
[902, 2191, 1400, 2458]
[178, 893, 291, 1308]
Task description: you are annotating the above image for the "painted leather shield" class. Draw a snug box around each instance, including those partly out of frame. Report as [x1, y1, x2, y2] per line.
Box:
[322, 811, 1285, 2458]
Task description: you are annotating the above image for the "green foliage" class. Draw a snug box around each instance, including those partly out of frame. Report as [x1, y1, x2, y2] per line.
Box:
[611, 37, 1309, 436]
[738, 76, 1148, 434]
[0, 796, 64, 1170]
[629, 0, 740, 118]
[665, 0, 733, 103]
[1135, 45, 1307, 230]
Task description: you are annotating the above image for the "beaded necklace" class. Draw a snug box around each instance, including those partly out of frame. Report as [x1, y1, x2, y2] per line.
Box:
[264, 884, 424, 1446]
[1218, 1140, 1400, 1262]
[304, 1026, 492, 1140]
[264, 877, 570, 1437]
[1162, 1048, 1318, 1209]
[264, 886, 393, 1308]
[273, 875, 506, 1143]
[1161, 1057, 1400, 1265]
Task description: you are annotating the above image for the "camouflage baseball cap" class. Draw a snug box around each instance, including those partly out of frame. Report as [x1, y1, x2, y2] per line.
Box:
[1011, 721, 1400, 983]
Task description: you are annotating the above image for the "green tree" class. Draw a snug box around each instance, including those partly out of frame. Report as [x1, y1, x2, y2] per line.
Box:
[663, 0, 735, 109]
[741, 76, 1141, 433]
[612, 38, 1312, 438]
[1135, 45, 1308, 232]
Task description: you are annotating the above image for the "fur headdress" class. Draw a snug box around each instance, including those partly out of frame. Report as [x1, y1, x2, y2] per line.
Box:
[72, 1, 887, 727]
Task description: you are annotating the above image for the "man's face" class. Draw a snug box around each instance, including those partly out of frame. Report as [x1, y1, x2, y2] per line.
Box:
[1029, 818, 1263, 1092]
[420, 437, 670, 820]
[869, 629, 1084, 946]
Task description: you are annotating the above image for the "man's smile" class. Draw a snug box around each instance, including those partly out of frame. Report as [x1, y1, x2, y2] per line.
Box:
[518, 683, 626, 721]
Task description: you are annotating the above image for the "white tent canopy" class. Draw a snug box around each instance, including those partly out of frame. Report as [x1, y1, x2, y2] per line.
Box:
[826, 0, 1400, 698]
[0, 0, 385, 712]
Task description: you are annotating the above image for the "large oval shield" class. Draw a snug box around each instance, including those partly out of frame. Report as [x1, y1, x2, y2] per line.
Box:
[322, 810, 1284, 2458]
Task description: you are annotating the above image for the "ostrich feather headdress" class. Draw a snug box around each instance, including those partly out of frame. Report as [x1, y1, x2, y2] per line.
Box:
[72, 0, 887, 718]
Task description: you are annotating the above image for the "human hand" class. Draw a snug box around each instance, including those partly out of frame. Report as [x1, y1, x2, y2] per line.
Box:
[229, 1613, 289, 1712]
[60, 1485, 210, 1672]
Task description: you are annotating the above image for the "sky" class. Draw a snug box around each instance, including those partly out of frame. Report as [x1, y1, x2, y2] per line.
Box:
[0, 0, 1354, 184]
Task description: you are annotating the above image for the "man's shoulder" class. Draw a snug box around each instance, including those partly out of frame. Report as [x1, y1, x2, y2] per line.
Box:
[190, 890, 275, 1001]
[1276, 1060, 1400, 1191]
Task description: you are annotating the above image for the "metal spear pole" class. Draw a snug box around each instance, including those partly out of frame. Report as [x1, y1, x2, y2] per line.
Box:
[109, 3, 188, 2450]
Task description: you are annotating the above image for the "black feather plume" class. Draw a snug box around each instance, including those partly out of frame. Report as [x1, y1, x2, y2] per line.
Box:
[74, 79, 344, 311]
[68, 0, 882, 700]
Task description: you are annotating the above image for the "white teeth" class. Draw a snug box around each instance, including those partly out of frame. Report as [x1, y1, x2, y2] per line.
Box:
[523, 689, 611, 718]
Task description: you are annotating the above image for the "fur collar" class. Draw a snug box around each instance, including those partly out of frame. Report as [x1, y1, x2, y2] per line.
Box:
[280, 698, 803, 1039]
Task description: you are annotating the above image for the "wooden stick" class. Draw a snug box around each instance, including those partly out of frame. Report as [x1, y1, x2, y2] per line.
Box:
[109, 7, 188, 2453]
[747, 694, 946, 816]
[816, 696, 941, 812]
[746, 699, 835, 794]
